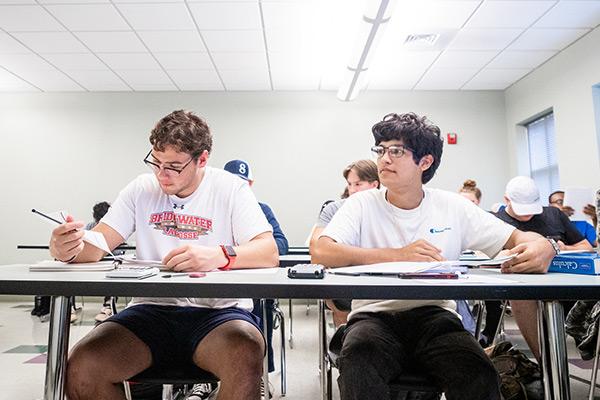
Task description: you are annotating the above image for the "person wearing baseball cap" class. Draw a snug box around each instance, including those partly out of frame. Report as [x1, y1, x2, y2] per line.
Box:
[494, 175, 592, 361]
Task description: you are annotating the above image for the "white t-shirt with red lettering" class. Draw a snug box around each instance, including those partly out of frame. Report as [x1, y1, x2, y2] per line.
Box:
[102, 167, 272, 310]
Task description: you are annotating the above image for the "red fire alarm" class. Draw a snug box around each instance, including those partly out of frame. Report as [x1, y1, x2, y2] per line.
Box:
[447, 132, 458, 145]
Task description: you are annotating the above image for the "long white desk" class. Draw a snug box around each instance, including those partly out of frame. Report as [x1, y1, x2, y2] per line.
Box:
[1, 264, 599, 400]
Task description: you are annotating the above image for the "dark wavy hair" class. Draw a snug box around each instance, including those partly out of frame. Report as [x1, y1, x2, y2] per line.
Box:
[92, 201, 110, 222]
[372, 112, 443, 184]
[149, 110, 212, 158]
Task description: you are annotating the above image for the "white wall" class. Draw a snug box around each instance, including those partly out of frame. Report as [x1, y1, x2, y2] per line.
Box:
[505, 26, 600, 188]
[0, 90, 508, 264]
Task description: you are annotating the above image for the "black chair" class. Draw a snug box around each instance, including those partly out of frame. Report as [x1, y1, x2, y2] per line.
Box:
[124, 365, 218, 400]
[318, 300, 442, 400]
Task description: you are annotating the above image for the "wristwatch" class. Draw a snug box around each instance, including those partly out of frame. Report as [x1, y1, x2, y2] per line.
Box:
[547, 238, 560, 255]
[219, 245, 237, 270]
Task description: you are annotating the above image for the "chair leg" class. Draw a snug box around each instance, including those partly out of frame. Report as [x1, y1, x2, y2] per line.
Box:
[588, 318, 600, 400]
[123, 381, 132, 400]
[288, 299, 294, 349]
[474, 300, 484, 341]
[492, 301, 509, 346]
[276, 305, 287, 396]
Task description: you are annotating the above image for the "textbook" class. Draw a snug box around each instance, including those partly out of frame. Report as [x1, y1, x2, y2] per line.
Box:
[29, 260, 115, 272]
[548, 252, 600, 275]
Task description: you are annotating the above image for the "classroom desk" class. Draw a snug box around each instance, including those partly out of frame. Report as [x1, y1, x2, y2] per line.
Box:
[0, 265, 598, 400]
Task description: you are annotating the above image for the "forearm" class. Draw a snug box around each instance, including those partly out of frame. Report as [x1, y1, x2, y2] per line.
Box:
[233, 232, 279, 269]
[563, 239, 594, 252]
[69, 243, 105, 263]
[504, 229, 542, 249]
[311, 237, 396, 268]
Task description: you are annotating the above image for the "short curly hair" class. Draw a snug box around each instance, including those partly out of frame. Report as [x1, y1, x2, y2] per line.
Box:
[372, 112, 443, 184]
[149, 110, 212, 158]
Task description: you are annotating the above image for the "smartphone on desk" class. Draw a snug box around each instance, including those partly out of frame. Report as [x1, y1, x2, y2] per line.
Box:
[287, 264, 325, 279]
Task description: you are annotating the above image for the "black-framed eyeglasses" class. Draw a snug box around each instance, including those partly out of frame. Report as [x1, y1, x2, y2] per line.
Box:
[143, 150, 195, 176]
[371, 144, 414, 159]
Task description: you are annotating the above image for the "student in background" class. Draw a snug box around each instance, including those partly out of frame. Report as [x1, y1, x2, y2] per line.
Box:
[548, 190, 597, 246]
[224, 159, 288, 398]
[494, 176, 593, 360]
[49, 110, 278, 400]
[459, 179, 481, 205]
[310, 159, 380, 327]
[313, 112, 556, 400]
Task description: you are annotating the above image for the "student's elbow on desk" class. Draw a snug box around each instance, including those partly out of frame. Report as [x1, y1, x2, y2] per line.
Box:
[310, 236, 339, 267]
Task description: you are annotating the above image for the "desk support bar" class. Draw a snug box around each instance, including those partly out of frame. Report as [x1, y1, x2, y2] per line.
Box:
[261, 299, 270, 400]
[44, 296, 71, 400]
[539, 301, 571, 400]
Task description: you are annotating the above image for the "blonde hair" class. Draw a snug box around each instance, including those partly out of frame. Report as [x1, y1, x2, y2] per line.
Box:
[459, 179, 482, 201]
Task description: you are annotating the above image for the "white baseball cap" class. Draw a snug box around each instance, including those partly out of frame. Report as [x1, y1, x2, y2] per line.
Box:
[505, 176, 543, 216]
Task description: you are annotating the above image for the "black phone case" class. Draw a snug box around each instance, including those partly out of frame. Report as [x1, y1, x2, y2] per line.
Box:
[287, 265, 325, 279]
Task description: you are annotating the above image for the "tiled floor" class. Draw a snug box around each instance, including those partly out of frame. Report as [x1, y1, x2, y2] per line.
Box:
[0, 298, 598, 399]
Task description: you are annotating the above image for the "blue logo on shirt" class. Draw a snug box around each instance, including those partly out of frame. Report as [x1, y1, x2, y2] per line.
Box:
[429, 227, 451, 234]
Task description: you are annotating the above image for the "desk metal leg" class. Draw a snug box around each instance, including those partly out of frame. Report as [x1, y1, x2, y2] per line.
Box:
[261, 299, 270, 400]
[539, 301, 571, 400]
[44, 296, 71, 400]
[318, 299, 328, 400]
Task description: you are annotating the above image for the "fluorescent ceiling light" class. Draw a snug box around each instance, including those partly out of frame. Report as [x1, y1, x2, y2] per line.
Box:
[336, 0, 397, 102]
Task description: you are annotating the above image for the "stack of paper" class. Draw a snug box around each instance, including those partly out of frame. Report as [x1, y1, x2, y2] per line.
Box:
[29, 260, 115, 272]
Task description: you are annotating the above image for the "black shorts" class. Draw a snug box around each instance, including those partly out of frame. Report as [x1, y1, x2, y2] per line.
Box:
[104, 304, 262, 372]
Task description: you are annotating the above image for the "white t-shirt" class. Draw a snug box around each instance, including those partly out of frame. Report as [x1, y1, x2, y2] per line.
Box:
[321, 187, 515, 318]
[102, 167, 272, 310]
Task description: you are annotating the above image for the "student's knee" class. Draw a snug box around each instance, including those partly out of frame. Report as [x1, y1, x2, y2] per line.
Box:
[66, 348, 102, 399]
[338, 333, 384, 372]
[221, 325, 264, 374]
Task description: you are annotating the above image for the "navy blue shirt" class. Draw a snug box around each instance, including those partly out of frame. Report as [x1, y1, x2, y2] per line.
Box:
[259, 202, 289, 255]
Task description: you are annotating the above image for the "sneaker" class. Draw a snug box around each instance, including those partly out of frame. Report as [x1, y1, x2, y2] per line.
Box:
[260, 380, 273, 399]
[185, 383, 218, 400]
[94, 305, 113, 323]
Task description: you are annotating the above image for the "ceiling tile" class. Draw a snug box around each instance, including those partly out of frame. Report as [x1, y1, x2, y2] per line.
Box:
[167, 69, 222, 90]
[39, 0, 110, 4]
[463, 68, 531, 90]
[202, 30, 264, 52]
[219, 69, 270, 90]
[18, 69, 84, 91]
[0, 53, 55, 72]
[212, 52, 267, 70]
[466, 1, 555, 28]
[153, 52, 212, 70]
[42, 53, 107, 70]
[129, 83, 177, 91]
[138, 31, 204, 52]
[13, 32, 88, 53]
[535, 1, 600, 28]
[0, 5, 65, 32]
[0, 0, 36, 4]
[508, 28, 590, 50]
[65, 69, 130, 90]
[261, 1, 325, 31]
[488, 50, 556, 69]
[116, 68, 172, 85]
[0, 33, 31, 54]
[188, 2, 261, 30]
[448, 28, 523, 50]
[112, 0, 181, 3]
[46, 4, 129, 31]
[0, 68, 39, 91]
[269, 52, 320, 89]
[98, 53, 160, 70]
[76, 31, 146, 53]
[389, 1, 481, 30]
[116, 3, 195, 30]
[433, 50, 498, 69]
[367, 67, 427, 90]
[414, 67, 479, 90]
[372, 50, 441, 70]
[266, 29, 321, 54]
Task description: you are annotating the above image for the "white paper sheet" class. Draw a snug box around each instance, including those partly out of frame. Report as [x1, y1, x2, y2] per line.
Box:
[564, 187, 594, 221]
[83, 230, 113, 255]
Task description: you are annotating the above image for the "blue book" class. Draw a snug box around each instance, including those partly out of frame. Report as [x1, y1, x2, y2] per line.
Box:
[549, 252, 600, 275]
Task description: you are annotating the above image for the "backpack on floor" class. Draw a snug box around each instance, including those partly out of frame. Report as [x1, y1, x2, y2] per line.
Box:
[486, 341, 544, 400]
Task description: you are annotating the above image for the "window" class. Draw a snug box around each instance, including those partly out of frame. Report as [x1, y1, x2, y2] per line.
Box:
[526, 113, 559, 202]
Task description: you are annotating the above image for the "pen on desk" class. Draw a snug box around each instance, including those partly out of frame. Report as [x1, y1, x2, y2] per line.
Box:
[162, 272, 189, 278]
[399, 272, 459, 279]
[31, 209, 63, 225]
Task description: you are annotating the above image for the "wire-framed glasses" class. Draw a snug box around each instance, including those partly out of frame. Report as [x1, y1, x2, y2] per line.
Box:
[371, 144, 414, 159]
[143, 150, 194, 176]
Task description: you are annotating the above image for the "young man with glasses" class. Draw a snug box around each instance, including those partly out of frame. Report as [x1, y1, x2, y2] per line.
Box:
[49, 110, 278, 400]
[312, 112, 556, 400]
